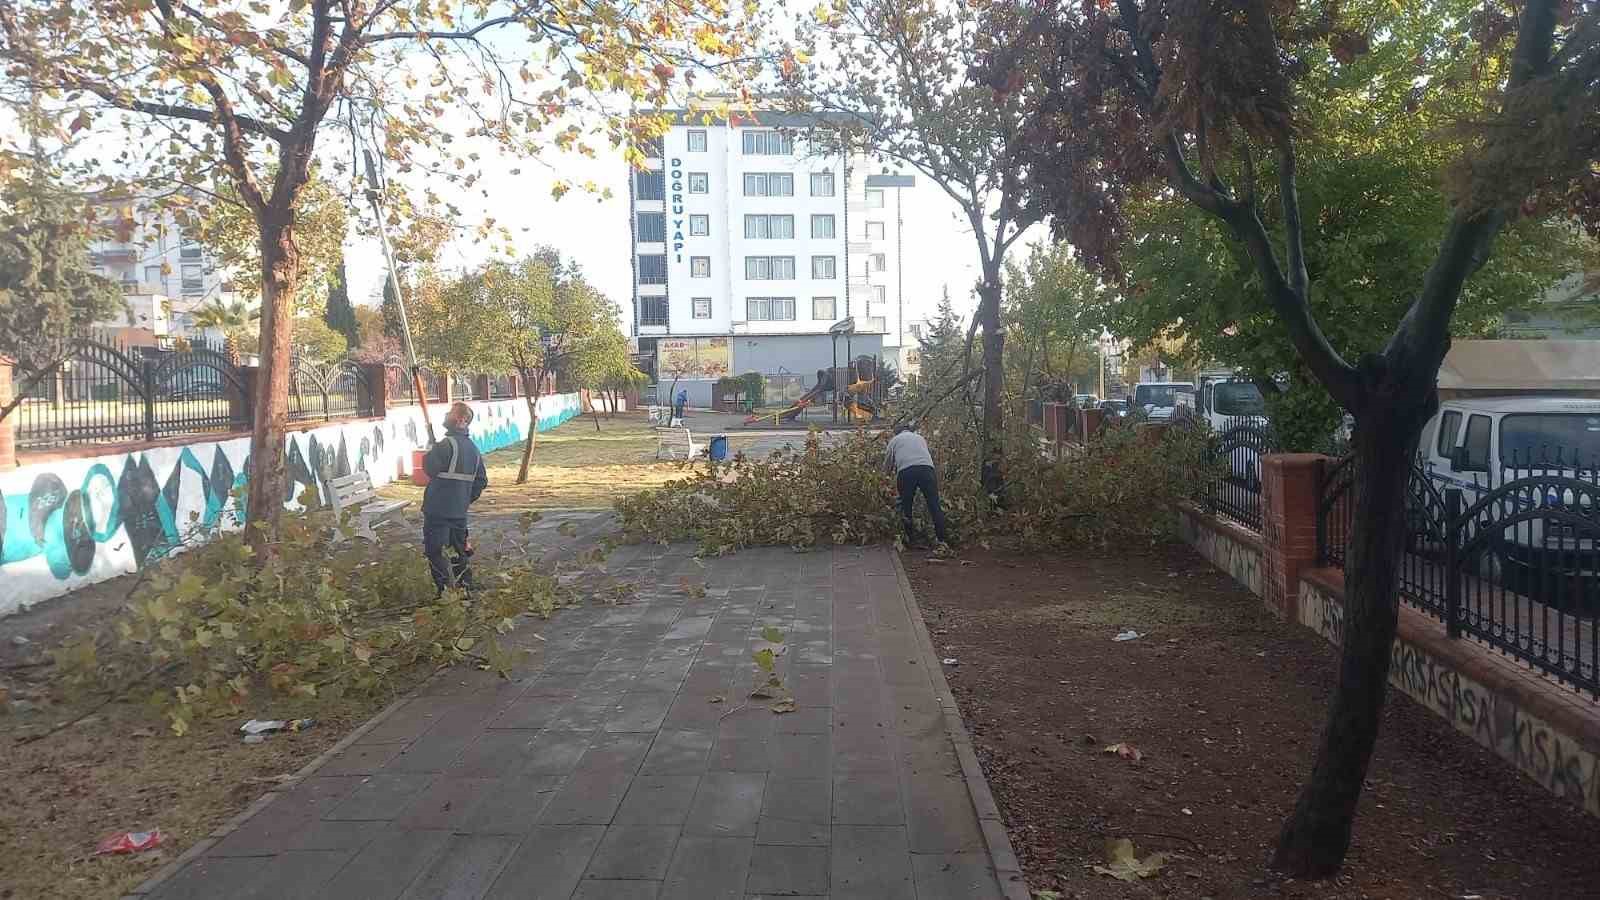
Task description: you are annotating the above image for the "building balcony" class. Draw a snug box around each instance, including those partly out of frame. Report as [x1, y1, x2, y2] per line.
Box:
[637, 323, 669, 336]
[860, 316, 888, 333]
[847, 241, 873, 253]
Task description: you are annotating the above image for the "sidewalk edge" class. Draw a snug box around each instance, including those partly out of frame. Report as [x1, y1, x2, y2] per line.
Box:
[890, 550, 1032, 900]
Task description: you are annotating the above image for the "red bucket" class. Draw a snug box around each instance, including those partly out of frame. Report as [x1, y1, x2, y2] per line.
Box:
[409, 449, 430, 486]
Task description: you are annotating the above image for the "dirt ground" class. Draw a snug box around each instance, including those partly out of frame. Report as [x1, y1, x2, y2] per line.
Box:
[904, 543, 1600, 900]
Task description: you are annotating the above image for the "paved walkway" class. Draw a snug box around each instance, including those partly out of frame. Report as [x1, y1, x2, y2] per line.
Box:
[134, 544, 1020, 900]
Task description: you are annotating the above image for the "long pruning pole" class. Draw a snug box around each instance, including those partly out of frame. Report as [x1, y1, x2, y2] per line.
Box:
[363, 149, 436, 445]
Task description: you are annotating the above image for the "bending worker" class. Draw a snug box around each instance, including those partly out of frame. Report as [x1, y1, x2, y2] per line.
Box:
[884, 422, 950, 549]
[421, 402, 489, 593]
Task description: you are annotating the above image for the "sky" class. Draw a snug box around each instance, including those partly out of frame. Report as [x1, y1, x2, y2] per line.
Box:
[340, 137, 996, 332]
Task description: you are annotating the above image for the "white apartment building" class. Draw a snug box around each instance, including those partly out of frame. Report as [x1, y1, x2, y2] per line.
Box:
[87, 194, 237, 338]
[629, 112, 915, 405]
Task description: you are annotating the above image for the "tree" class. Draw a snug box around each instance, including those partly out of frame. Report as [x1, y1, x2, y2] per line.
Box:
[0, 165, 124, 422]
[412, 251, 622, 483]
[917, 285, 965, 379]
[324, 259, 359, 348]
[0, 0, 754, 541]
[291, 315, 348, 362]
[1021, 0, 1600, 876]
[1107, 24, 1594, 448]
[192, 296, 262, 356]
[1004, 242, 1108, 403]
[189, 170, 349, 311]
[781, 0, 1051, 495]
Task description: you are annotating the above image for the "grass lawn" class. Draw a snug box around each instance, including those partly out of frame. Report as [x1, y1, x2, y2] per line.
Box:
[380, 411, 698, 512]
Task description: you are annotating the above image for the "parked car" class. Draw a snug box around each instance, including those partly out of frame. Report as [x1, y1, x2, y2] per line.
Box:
[1196, 378, 1267, 432]
[1418, 397, 1600, 580]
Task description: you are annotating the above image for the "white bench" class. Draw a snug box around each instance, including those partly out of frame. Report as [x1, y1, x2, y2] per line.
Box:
[324, 466, 410, 540]
[655, 426, 700, 461]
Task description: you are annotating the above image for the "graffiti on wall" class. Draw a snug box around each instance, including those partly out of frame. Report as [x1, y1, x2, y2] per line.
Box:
[1178, 508, 1264, 598]
[1300, 581, 1600, 817]
[0, 394, 581, 617]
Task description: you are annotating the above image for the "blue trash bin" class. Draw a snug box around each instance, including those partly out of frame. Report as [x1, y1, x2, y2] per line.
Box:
[709, 435, 729, 461]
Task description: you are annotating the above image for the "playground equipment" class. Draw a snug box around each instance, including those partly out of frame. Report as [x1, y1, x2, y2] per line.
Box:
[740, 357, 883, 426]
[744, 369, 835, 425]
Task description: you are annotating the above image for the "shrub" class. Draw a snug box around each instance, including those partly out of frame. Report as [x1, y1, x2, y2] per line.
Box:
[616, 401, 1219, 554]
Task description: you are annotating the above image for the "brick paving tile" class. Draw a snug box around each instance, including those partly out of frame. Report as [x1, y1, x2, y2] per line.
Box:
[136, 544, 1014, 900]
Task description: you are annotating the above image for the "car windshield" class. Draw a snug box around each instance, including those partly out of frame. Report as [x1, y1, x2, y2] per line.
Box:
[1499, 413, 1600, 468]
[1134, 384, 1192, 407]
[1214, 382, 1265, 416]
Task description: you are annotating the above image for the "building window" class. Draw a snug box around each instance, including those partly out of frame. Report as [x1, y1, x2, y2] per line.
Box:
[813, 296, 836, 320]
[143, 265, 164, 286]
[636, 170, 665, 201]
[872, 253, 887, 272]
[747, 297, 797, 320]
[689, 214, 710, 236]
[865, 188, 885, 208]
[638, 254, 667, 285]
[688, 172, 709, 194]
[691, 256, 711, 278]
[637, 212, 666, 242]
[811, 214, 836, 239]
[639, 296, 668, 327]
[908, 323, 923, 339]
[743, 214, 794, 239]
[873, 285, 887, 304]
[742, 172, 794, 197]
[811, 256, 836, 279]
[687, 129, 708, 152]
[744, 256, 795, 280]
[693, 298, 712, 319]
[179, 236, 203, 260]
[181, 264, 204, 296]
[810, 171, 836, 197]
[865, 221, 886, 240]
[642, 135, 664, 158]
[742, 130, 794, 155]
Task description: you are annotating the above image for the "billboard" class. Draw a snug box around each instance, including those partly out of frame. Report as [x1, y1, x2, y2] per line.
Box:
[657, 336, 731, 380]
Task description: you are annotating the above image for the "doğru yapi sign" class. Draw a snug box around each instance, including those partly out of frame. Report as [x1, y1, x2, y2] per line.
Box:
[669, 157, 684, 262]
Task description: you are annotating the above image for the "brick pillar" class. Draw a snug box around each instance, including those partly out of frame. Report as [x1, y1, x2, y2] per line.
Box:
[361, 363, 388, 418]
[1261, 453, 1326, 622]
[1083, 407, 1105, 438]
[473, 374, 490, 401]
[0, 358, 16, 468]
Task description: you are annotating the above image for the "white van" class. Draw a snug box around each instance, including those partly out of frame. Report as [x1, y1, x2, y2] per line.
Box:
[1420, 397, 1600, 575]
[1129, 382, 1196, 421]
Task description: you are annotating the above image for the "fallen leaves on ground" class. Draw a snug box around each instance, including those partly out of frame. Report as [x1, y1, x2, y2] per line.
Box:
[1093, 838, 1167, 882]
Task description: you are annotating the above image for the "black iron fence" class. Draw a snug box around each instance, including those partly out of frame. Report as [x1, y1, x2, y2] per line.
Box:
[288, 356, 372, 422]
[1204, 422, 1275, 531]
[14, 333, 251, 451]
[1319, 453, 1600, 697]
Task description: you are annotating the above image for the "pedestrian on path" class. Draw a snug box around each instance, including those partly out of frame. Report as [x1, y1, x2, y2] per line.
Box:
[421, 402, 488, 594]
[885, 422, 950, 549]
[673, 387, 688, 424]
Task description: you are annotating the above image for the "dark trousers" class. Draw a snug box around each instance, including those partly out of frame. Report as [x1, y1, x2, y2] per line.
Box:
[896, 465, 948, 544]
[423, 515, 471, 593]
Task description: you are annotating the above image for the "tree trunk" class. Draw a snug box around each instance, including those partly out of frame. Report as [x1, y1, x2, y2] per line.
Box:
[1271, 394, 1433, 876]
[976, 275, 1005, 496]
[243, 209, 298, 544]
[516, 368, 542, 484]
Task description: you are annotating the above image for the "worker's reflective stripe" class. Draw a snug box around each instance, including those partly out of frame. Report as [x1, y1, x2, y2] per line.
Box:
[434, 435, 478, 482]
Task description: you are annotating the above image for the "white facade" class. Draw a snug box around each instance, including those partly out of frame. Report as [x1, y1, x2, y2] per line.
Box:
[631, 114, 912, 358]
[87, 195, 236, 337]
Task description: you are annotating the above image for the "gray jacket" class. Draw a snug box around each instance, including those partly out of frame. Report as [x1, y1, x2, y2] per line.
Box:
[421, 427, 488, 519]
